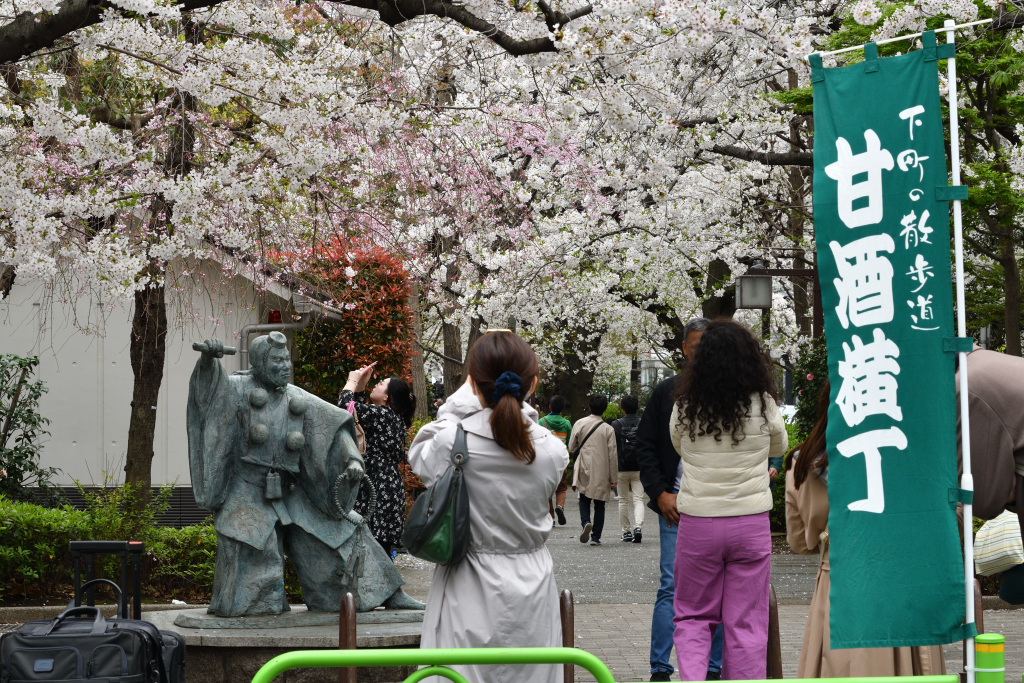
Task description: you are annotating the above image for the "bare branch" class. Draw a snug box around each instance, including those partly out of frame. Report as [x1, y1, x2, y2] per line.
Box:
[709, 144, 813, 167]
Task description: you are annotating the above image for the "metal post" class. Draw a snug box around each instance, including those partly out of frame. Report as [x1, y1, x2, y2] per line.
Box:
[338, 592, 357, 683]
[560, 589, 574, 683]
[944, 18, 975, 683]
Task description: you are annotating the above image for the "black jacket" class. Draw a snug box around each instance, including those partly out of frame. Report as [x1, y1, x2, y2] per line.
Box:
[637, 374, 682, 515]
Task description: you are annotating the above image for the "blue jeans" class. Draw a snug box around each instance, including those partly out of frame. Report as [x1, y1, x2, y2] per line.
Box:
[651, 514, 723, 675]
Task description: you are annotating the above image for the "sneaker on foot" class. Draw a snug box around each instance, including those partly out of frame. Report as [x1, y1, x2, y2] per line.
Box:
[590, 538, 602, 545]
[620, 531, 634, 542]
[706, 671, 721, 681]
[650, 672, 672, 682]
[579, 522, 593, 543]
[632, 527, 643, 543]
[555, 506, 566, 526]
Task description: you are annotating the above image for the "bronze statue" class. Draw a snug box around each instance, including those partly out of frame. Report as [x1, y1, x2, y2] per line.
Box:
[187, 331, 422, 617]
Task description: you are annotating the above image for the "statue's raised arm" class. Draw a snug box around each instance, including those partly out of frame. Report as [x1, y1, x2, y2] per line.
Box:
[186, 338, 238, 511]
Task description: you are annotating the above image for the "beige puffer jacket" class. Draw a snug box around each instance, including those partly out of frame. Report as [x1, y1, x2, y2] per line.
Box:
[670, 393, 788, 518]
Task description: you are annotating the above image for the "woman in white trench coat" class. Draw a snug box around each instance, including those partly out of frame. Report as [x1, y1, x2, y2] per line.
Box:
[409, 331, 570, 683]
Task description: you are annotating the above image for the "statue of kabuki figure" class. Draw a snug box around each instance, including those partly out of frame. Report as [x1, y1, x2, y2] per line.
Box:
[187, 331, 422, 617]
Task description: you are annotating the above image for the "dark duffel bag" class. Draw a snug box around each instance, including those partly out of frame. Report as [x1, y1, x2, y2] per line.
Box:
[1, 580, 185, 683]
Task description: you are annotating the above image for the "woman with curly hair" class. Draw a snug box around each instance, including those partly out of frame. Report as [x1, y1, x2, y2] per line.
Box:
[669, 319, 788, 680]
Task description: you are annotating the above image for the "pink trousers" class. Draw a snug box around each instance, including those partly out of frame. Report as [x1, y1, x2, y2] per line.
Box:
[673, 511, 770, 681]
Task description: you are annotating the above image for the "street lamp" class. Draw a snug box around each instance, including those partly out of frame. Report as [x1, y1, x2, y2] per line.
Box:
[735, 262, 824, 340]
[735, 264, 773, 309]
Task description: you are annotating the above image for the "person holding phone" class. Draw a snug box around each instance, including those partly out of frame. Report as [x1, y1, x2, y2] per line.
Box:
[339, 361, 416, 557]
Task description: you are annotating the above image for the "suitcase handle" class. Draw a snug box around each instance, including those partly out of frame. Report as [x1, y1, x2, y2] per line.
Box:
[47, 606, 109, 635]
[73, 578, 126, 616]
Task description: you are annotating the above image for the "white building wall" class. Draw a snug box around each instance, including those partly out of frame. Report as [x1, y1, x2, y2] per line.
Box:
[0, 261, 290, 487]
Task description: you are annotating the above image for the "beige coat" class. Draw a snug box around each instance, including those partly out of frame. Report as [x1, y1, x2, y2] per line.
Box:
[671, 393, 787, 517]
[568, 415, 618, 502]
[785, 463, 946, 678]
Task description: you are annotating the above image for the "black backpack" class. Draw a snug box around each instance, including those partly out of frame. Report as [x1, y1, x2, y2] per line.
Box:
[615, 415, 641, 471]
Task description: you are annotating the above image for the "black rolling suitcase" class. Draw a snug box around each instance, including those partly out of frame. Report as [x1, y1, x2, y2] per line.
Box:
[0, 579, 185, 683]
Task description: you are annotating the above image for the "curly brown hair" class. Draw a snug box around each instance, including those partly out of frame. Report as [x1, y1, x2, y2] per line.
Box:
[673, 319, 780, 445]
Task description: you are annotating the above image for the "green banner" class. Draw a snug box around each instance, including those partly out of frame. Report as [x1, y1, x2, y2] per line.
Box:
[810, 35, 969, 648]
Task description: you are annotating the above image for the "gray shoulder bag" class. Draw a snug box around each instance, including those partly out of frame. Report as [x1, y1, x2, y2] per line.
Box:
[402, 425, 471, 566]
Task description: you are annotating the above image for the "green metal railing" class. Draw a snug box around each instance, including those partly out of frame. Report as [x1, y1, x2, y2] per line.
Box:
[249, 647, 972, 683]
[249, 647, 614, 683]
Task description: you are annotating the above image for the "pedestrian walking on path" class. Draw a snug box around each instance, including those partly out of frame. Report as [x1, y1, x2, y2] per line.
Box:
[612, 395, 645, 543]
[569, 395, 618, 546]
[540, 395, 573, 526]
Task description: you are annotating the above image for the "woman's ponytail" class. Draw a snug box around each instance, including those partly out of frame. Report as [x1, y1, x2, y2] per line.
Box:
[467, 332, 539, 464]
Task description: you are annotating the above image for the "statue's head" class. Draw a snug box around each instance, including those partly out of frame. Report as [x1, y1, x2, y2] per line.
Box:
[251, 331, 291, 390]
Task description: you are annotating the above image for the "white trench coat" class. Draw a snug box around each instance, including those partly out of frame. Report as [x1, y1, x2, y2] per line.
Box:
[409, 383, 570, 683]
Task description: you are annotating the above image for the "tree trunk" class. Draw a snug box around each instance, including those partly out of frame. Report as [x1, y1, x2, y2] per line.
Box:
[123, 16, 198, 492]
[465, 315, 484, 355]
[0, 264, 14, 299]
[630, 354, 641, 397]
[442, 321, 463, 397]
[123, 284, 167, 491]
[1001, 239, 1022, 356]
[408, 283, 429, 419]
[699, 259, 737, 322]
[546, 326, 600, 423]
[786, 69, 813, 338]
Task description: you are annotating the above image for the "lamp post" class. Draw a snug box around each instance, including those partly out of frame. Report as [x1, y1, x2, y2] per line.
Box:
[734, 263, 824, 340]
[735, 264, 773, 340]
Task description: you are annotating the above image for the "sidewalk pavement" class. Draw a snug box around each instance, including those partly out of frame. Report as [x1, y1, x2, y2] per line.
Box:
[397, 492, 1024, 682]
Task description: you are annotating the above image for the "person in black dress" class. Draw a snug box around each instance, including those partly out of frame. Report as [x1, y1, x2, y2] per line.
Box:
[339, 363, 416, 556]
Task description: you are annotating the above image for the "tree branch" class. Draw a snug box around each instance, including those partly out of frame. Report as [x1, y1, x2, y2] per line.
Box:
[709, 144, 813, 167]
[0, 0, 222, 65]
[414, 339, 464, 367]
[0, 0, 593, 63]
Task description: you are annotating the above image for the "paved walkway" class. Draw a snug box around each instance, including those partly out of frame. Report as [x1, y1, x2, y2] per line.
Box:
[397, 494, 1024, 682]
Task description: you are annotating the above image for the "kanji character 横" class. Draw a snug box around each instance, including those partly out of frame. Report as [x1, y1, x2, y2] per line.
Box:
[825, 130, 894, 229]
[830, 234, 896, 329]
[835, 327, 903, 427]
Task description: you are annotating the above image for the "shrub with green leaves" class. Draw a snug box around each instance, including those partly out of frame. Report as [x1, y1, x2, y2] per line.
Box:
[0, 486, 223, 604]
[791, 338, 828, 444]
[0, 354, 61, 504]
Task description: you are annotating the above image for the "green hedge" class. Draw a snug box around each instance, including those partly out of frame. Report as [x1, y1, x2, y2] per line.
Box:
[0, 487, 315, 604]
[0, 490, 219, 604]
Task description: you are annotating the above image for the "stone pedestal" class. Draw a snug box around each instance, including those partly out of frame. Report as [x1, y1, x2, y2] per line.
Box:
[145, 607, 423, 683]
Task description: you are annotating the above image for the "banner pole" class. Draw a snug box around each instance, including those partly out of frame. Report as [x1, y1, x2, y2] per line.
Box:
[943, 18, 975, 683]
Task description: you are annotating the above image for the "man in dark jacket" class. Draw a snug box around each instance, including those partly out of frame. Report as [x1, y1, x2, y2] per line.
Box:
[612, 395, 644, 543]
[637, 317, 722, 681]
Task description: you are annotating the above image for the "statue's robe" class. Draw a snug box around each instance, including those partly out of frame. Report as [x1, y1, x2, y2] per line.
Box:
[187, 356, 404, 616]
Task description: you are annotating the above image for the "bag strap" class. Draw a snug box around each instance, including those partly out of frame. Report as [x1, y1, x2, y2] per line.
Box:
[572, 422, 602, 457]
[450, 425, 469, 469]
[48, 606, 107, 635]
